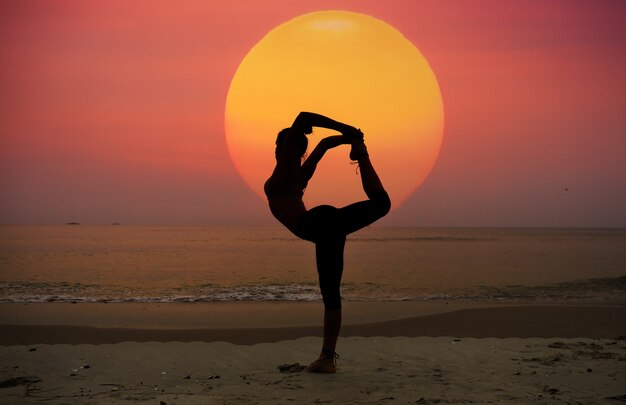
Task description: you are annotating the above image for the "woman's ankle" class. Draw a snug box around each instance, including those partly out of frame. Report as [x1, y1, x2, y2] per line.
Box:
[320, 348, 339, 360]
[350, 142, 368, 161]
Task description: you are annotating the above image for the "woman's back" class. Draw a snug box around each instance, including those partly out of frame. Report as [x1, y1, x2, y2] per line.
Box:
[264, 170, 307, 233]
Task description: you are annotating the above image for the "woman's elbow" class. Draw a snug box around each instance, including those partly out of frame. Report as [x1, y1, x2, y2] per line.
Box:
[293, 112, 313, 134]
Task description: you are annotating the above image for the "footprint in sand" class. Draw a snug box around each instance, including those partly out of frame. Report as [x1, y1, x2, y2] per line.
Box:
[277, 363, 306, 373]
[0, 376, 41, 388]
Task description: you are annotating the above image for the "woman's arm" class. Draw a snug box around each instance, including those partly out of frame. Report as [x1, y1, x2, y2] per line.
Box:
[291, 112, 356, 135]
[277, 112, 356, 169]
[300, 135, 347, 183]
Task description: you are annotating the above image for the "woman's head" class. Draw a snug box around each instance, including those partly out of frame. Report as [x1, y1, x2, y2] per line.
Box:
[275, 127, 308, 161]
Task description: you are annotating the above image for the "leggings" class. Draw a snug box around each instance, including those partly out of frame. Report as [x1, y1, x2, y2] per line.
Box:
[296, 190, 391, 310]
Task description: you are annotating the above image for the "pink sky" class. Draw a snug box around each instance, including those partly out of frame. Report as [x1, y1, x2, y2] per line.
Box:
[1, 0, 625, 227]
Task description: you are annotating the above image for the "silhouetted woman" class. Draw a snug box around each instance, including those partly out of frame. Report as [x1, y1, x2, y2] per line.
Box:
[264, 112, 391, 373]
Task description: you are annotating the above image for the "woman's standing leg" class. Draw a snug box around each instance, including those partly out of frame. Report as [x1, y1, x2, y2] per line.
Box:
[305, 142, 391, 373]
[307, 235, 345, 373]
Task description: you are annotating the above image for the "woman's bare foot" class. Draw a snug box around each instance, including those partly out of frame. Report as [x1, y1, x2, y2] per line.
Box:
[306, 357, 336, 373]
[343, 128, 368, 161]
[306, 350, 339, 373]
[349, 141, 368, 161]
[342, 127, 363, 143]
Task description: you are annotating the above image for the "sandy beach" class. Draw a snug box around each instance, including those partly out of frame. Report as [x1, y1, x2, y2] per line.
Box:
[1, 303, 625, 404]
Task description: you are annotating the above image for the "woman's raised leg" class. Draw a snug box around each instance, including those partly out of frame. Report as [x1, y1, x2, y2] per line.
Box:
[338, 144, 391, 235]
[354, 144, 385, 197]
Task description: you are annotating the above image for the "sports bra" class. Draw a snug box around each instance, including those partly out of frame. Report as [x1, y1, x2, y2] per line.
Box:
[264, 177, 305, 199]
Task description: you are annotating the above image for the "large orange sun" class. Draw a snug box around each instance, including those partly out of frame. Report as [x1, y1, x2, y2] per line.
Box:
[225, 11, 444, 209]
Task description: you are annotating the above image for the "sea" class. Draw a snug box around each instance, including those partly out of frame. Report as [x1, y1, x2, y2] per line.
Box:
[0, 225, 624, 305]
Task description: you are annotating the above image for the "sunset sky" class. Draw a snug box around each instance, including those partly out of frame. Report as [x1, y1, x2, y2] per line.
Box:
[1, 0, 625, 227]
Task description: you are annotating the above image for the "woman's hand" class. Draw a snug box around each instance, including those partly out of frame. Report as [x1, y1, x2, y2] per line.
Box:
[320, 135, 348, 149]
[341, 126, 364, 143]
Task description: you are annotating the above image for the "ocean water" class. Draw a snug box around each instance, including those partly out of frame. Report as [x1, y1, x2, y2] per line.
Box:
[0, 225, 624, 304]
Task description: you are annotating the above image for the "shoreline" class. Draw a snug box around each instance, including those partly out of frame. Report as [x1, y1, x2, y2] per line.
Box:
[1, 303, 624, 345]
[0, 300, 503, 329]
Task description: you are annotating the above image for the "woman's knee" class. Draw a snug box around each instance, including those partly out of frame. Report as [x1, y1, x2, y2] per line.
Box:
[318, 265, 343, 310]
[371, 190, 391, 217]
[321, 291, 342, 310]
[315, 239, 345, 310]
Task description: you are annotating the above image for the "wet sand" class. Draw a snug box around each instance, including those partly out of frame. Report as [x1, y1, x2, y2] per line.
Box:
[0, 303, 625, 345]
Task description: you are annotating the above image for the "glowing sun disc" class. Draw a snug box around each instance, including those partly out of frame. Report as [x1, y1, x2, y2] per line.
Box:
[225, 11, 444, 210]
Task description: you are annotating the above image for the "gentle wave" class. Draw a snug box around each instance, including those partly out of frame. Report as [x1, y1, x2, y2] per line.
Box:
[199, 236, 491, 243]
[350, 236, 492, 243]
[1, 276, 624, 304]
[0, 283, 322, 304]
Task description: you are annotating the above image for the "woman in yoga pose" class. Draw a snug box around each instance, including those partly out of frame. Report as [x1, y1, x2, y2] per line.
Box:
[264, 112, 391, 373]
